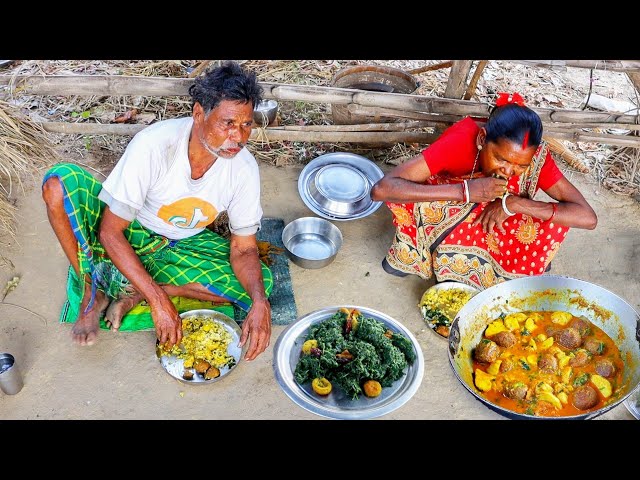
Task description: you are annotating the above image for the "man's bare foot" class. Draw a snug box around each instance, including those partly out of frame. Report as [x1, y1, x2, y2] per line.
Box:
[104, 289, 144, 331]
[71, 289, 110, 346]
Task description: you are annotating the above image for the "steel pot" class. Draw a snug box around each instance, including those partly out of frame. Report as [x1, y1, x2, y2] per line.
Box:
[448, 275, 640, 420]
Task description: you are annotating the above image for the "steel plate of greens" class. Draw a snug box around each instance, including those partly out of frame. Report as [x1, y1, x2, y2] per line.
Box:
[273, 306, 424, 419]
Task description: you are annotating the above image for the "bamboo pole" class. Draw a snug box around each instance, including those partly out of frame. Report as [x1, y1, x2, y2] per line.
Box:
[347, 104, 463, 124]
[3, 75, 640, 127]
[250, 130, 439, 143]
[42, 122, 145, 135]
[37, 120, 640, 147]
[39, 122, 439, 144]
[347, 104, 640, 137]
[268, 121, 433, 132]
[540, 128, 640, 148]
[0, 75, 194, 96]
[512, 60, 640, 73]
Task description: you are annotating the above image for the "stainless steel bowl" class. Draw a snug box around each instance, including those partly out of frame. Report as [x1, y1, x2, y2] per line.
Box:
[253, 99, 278, 126]
[282, 217, 343, 269]
[307, 164, 372, 216]
[448, 275, 640, 420]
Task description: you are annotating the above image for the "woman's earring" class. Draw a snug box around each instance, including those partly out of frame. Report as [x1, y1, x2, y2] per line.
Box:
[477, 144, 482, 150]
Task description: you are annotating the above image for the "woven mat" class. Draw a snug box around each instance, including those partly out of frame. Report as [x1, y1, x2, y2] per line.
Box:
[234, 217, 298, 325]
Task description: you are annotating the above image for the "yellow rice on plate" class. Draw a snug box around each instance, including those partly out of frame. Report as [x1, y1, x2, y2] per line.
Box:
[160, 315, 236, 369]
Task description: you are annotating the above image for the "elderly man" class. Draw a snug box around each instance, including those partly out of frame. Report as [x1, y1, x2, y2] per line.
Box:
[42, 61, 273, 360]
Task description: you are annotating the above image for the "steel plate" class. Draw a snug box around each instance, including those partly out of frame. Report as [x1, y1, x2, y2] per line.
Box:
[315, 164, 368, 203]
[419, 281, 479, 340]
[273, 305, 424, 419]
[624, 387, 640, 419]
[298, 152, 384, 221]
[156, 309, 243, 385]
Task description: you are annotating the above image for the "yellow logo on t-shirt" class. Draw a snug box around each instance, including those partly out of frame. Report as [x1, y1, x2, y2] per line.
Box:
[157, 197, 218, 229]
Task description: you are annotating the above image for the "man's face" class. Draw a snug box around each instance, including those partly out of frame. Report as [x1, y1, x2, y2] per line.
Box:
[479, 138, 536, 180]
[197, 100, 254, 159]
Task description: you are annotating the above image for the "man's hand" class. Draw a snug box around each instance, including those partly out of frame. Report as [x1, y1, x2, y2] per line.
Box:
[473, 198, 510, 235]
[150, 296, 183, 349]
[239, 299, 271, 361]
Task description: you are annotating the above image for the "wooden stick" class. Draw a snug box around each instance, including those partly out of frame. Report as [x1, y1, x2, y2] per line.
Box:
[407, 61, 453, 75]
[543, 136, 590, 173]
[463, 61, 488, 101]
[626, 72, 640, 99]
[188, 60, 212, 78]
[444, 60, 474, 99]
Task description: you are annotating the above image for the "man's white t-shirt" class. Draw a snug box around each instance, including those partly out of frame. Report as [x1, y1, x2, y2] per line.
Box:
[98, 117, 262, 240]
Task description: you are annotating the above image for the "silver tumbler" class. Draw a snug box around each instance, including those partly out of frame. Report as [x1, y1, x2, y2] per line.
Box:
[0, 353, 23, 395]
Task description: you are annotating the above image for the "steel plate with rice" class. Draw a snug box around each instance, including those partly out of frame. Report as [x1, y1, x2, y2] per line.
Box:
[419, 281, 479, 339]
[156, 309, 243, 384]
[273, 305, 424, 419]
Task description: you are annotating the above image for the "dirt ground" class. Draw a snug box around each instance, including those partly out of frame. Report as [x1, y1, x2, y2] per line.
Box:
[0, 155, 638, 420]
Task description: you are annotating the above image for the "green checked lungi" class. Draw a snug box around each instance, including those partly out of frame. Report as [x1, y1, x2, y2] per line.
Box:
[43, 163, 273, 325]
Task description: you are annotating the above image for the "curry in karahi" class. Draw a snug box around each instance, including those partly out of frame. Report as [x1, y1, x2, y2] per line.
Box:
[472, 310, 625, 417]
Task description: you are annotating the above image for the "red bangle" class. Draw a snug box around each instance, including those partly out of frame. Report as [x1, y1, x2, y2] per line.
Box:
[461, 182, 468, 203]
[548, 203, 558, 222]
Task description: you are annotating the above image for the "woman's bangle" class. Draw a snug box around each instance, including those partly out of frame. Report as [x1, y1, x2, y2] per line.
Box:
[548, 202, 558, 222]
[462, 180, 470, 205]
[502, 193, 516, 216]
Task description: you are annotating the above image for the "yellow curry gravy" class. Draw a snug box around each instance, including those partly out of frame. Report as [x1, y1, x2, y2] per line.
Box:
[472, 310, 624, 417]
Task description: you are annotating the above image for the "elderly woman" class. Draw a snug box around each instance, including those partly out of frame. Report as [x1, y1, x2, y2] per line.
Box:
[370, 92, 597, 290]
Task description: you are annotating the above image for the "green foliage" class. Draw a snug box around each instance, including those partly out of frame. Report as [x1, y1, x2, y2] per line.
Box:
[71, 110, 91, 119]
[294, 311, 416, 400]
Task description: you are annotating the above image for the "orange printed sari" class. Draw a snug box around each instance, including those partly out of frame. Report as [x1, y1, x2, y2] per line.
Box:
[385, 142, 568, 290]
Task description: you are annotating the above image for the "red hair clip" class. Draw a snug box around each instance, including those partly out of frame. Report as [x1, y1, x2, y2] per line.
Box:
[496, 92, 525, 107]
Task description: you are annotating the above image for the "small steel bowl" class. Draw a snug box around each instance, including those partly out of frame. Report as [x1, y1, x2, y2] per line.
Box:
[307, 164, 372, 217]
[253, 99, 278, 126]
[282, 217, 343, 269]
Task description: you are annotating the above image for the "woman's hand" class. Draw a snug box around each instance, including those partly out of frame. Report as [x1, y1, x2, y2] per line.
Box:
[473, 198, 510, 234]
[468, 177, 508, 203]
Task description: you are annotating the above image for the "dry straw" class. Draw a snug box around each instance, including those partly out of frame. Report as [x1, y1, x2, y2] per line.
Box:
[0, 100, 61, 237]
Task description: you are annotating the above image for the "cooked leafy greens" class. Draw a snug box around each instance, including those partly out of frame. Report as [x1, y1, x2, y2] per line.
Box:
[294, 309, 416, 400]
